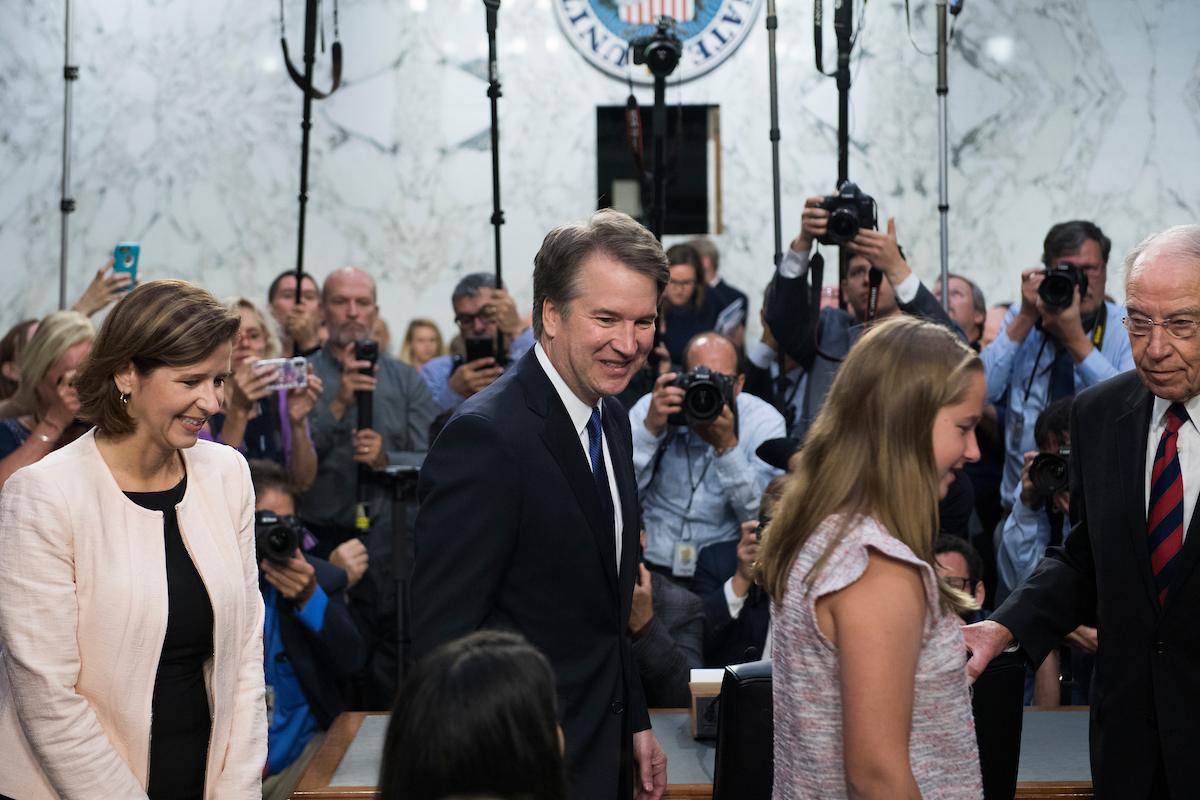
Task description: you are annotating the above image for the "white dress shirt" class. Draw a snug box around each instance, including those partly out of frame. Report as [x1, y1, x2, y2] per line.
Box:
[1144, 394, 1200, 539]
[534, 342, 624, 570]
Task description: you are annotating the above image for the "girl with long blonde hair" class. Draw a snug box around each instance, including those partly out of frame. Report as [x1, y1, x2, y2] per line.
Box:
[758, 315, 986, 800]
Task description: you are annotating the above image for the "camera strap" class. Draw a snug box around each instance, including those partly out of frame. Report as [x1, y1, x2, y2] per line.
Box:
[1088, 303, 1107, 349]
[624, 93, 645, 175]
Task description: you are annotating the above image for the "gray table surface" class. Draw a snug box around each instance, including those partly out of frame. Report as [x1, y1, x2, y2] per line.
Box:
[329, 709, 1090, 787]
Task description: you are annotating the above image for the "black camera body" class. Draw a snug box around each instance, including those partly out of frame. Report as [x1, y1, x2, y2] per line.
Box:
[1038, 264, 1089, 311]
[631, 17, 683, 78]
[451, 336, 498, 373]
[817, 181, 878, 246]
[255, 510, 302, 564]
[668, 366, 736, 427]
[1029, 447, 1070, 495]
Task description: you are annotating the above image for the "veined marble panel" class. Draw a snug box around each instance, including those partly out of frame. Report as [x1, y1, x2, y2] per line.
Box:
[1, 0, 1198, 345]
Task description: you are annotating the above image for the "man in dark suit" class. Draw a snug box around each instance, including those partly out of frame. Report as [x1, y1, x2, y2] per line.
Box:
[411, 209, 670, 800]
[965, 225, 1200, 798]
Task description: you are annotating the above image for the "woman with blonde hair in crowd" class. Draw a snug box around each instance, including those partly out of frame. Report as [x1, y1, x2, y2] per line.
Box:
[0, 280, 266, 800]
[206, 297, 322, 491]
[0, 311, 95, 492]
[399, 318, 445, 372]
[757, 315, 986, 799]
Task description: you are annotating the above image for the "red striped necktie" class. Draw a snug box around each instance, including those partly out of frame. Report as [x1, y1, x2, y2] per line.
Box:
[1148, 403, 1190, 604]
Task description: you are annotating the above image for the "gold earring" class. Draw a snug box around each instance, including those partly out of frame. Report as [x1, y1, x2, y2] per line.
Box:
[121, 392, 130, 405]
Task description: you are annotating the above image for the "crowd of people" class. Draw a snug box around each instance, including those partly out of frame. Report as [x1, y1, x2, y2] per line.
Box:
[0, 201, 1196, 800]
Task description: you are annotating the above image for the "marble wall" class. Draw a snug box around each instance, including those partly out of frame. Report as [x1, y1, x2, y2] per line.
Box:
[2, 0, 1198, 344]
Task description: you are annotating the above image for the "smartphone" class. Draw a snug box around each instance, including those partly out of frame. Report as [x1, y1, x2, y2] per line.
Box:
[464, 336, 495, 363]
[353, 339, 379, 375]
[255, 357, 308, 393]
[113, 242, 139, 292]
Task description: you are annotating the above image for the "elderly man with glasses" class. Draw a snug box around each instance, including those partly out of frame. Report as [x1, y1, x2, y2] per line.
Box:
[980, 220, 1135, 515]
[966, 224, 1200, 798]
[421, 273, 536, 412]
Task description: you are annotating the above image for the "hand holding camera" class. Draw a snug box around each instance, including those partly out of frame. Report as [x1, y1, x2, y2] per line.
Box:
[259, 529, 318, 609]
[334, 341, 379, 409]
[448, 355, 503, 399]
[1020, 448, 1070, 513]
[285, 365, 323, 426]
[644, 372, 686, 436]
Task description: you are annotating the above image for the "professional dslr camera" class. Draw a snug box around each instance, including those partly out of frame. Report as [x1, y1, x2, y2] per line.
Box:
[668, 366, 736, 427]
[817, 181, 878, 246]
[1038, 264, 1089, 311]
[1029, 447, 1070, 495]
[631, 17, 683, 78]
[255, 510, 302, 564]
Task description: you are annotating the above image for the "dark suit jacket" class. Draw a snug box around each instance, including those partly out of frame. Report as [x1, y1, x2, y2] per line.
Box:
[411, 348, 650, 800]
[691, 540, 770, 667]
[993, 371, 1200, 798]
[631, 572, 705, 709]
[275, 555, 366, 729]
[765, 261, 965, 441]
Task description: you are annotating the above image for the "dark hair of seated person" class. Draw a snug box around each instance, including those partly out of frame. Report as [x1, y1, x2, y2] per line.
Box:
[376, 630, 567, 800]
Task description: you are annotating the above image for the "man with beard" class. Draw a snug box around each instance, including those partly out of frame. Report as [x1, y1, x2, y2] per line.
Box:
[300, 266, 438, 557]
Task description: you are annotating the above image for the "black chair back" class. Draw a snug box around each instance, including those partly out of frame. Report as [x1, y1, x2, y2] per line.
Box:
[712, 659, 773, 800]
[971, 650, 1026, 799]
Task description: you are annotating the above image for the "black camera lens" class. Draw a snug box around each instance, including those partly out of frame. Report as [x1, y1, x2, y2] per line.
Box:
[684, 384, 723, 424]
[826, 206, 862, 245]
[1038, 266, 1088, 312]
[255, 510, 300, 564]
[1029, 452, 1069, 495]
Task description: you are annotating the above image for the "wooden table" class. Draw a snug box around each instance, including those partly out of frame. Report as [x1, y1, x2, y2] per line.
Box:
[292, 707, 1093, 799]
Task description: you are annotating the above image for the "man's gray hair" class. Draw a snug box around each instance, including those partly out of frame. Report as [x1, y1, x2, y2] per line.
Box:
[453, 272, 501, 301]
[1125, 225, 1200, 282]
[531, 209, 669, 339]
[946, 272, 987, 315]
[688, 238, 720, 275]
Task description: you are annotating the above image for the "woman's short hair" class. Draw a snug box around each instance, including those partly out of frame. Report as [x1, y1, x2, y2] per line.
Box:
[11, 311, 95, 417]
[665, 242, 706, 313]
[0, 318, 39, 401]
[376, 630, 567, 800]
[222, 296, 282, 359]
[757, 315, 983, 615]
[531, 208, 669, 340]
[399, 318, 446, 365]
[75, 280, 241, 436]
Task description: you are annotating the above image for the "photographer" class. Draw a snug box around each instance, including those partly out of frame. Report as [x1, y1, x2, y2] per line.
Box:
[267, 270, 324, 358]
[630, 331, 784, 583]
[981, 221, 1133, 511]
[251, 459, 367, 800]
[300, 266, 438, 556]
[761, 191, 965, 442]
[421, 273, 535, 412]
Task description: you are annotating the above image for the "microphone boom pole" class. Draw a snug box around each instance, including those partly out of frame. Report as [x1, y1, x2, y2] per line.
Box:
[483, 0, 507, 359]
[765, 0, 791, 428]
[936, 0, 951, 311]
[58, 0, 79, 311]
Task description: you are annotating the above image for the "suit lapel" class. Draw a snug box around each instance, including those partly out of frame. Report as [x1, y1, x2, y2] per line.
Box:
[521, 352, 620, 608]
[602, 397, 639, 611]
[1115, 382, 1159, 611]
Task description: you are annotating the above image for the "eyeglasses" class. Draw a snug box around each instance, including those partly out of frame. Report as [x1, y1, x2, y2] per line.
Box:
[941, 576, 972, 592]
[455, 307, 495, 330]
[1123, 316, 1200, 340]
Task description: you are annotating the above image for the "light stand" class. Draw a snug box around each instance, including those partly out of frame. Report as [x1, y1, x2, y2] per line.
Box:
[380, 465, 420, 685]
[631, 18, 682, 242]
[765, 0, 792, 430]
[935, 0, 957, 311]
[833, 0, 853, 306]
[483, 0, 508, 360]
[58, 0, 78, 311]
[281, 0, 342, 293]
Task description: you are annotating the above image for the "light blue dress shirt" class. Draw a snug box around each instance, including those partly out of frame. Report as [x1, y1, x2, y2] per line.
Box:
[981, 300, 1134, 505]
[630, 391, 785, 570]
[422, 327, 536, 411]
[996, 484, 1056, 599]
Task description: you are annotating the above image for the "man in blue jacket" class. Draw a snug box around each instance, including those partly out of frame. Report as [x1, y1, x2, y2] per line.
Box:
[252, 460, 367, 800]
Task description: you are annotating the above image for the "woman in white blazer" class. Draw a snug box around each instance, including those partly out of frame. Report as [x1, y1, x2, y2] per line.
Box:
[0, 280, 267, 800]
